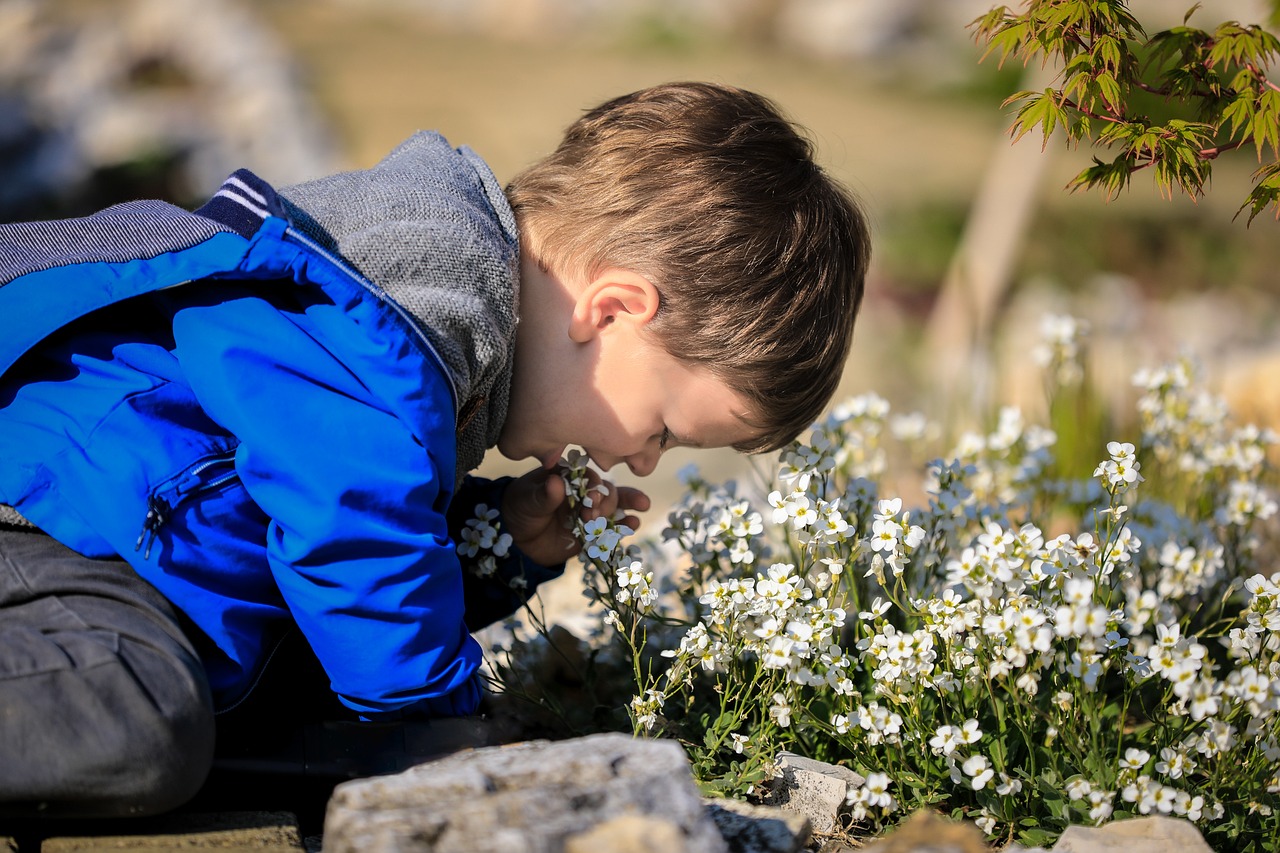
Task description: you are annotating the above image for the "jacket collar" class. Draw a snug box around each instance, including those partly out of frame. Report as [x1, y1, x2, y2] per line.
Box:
[273, 133, 520, 479]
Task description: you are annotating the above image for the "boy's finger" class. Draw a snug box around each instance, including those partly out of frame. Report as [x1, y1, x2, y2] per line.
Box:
[541, 469, 567, 507]
[616, 486, 651, 513]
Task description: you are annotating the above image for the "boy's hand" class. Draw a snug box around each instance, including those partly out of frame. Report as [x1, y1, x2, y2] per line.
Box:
[502, 465, 651, 568]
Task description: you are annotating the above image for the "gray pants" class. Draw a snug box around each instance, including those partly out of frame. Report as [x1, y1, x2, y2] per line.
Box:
[0, 525, 215, 819]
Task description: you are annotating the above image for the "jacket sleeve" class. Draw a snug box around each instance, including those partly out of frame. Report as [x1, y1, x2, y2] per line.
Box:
[172, 291, 482, 719]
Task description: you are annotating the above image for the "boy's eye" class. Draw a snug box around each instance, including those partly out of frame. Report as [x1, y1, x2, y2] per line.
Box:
[659, 427, 673, 450]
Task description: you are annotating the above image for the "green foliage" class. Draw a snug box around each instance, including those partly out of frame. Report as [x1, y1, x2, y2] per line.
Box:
[974, 0, 1280, 223]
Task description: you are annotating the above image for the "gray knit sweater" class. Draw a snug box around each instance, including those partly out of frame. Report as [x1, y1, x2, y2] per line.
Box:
[279, 132, 521, 480]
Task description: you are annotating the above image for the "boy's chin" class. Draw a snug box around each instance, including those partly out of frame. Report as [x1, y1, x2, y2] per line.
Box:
[494, 436, 522, 463]
[494, 437, 564, 471]
[537, 446, 567, 470]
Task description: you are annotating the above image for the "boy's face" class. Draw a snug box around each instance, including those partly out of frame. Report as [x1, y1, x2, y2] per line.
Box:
[499, 262, 757, 476]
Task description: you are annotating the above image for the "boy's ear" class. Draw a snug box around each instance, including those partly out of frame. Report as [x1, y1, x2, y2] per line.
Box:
[568, 268, 660, 343]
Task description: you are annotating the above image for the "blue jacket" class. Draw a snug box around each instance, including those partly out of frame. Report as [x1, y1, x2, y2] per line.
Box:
[0, 135, 551, 718]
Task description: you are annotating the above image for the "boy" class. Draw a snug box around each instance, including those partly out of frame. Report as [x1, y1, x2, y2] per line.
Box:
[0, 82, 870, 817]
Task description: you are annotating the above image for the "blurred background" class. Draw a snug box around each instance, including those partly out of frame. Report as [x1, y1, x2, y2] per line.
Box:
[4, 0, 1278, 519]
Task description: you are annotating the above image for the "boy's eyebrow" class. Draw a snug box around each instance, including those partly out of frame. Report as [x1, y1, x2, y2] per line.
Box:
[666, 426, 700, 449]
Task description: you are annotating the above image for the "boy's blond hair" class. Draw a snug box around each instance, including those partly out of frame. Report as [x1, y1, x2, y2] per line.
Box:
[507, 82, 871, 453]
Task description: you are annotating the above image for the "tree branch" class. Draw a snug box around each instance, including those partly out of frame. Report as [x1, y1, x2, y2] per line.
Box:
[1056, 94, 1126, 124]
[1200, 140, 1247, 159]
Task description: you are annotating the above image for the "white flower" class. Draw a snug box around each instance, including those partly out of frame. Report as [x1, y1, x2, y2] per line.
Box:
[1064, 576, 1095, 605]
[996, 773, 1023, 796]
[762, 636, 796, 669]
[870, 517, 902, 551]
[860, 772, 895, 810]
[858, 597, 892, 621]
[616, 560, 644, 588]
[1095, 438, 1146, 484]
[1088, 789, 1115, 823]
[1121, 748, 1150, 771]
[769, 692, 792, 728]
[456, 526, 484, 559]
[729, 733, 749, 754]
[1150, 784, 1178, 814]
[1065, 778, 1093, 801]
[1015, 672, 1040, 695]
[962, 754, 994, 789]
[1155, 746, 1194, 779]
[1178, 793, 1206, 821]
[930, 725, 959, 756]
[629, 689, 664, 731]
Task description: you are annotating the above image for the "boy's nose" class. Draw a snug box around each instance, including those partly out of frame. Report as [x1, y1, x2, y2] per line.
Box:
[625, 447, 660, 477]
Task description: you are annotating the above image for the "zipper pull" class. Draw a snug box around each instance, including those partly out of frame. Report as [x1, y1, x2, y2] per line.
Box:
[134, 495, 172, 560]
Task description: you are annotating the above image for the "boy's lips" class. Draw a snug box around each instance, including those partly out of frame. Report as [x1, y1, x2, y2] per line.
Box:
[540, 446, 566, 470]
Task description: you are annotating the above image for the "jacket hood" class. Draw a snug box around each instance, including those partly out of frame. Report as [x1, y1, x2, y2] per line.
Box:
[278, 132, 520, 477]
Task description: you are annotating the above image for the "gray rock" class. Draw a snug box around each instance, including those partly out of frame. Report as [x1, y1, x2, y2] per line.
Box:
[1053, 816, 1214, 853]
[760, 752, 864, 835]
[322, 732, 728, 853]
[704, 797, 811, 853]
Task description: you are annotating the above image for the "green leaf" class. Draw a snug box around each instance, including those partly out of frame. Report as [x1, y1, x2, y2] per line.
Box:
[1069, 153, 1135, 200]
[1237, 159, 1280, 223]
[1208, 22, 1280, 71]
[975, 11, 1033, 66]
[1010, 88, 1070, 147]
[990, 736, 1008, 766]
[1257, 88, 1280, 157]
[1093, 34, 1123, 71]
[1096, 72, 1123, 111]
[1018, 827, 1058, 848]
[1222, 91, 1259, 140]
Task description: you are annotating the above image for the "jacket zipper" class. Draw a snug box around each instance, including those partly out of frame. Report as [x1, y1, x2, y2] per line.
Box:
[135, 451, 239, 559]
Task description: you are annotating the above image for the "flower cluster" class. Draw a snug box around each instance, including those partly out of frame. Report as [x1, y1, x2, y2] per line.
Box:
[492, 319, 1280, 850]
[457, 503, 513, 579]
[1032, 312, 1090, 386]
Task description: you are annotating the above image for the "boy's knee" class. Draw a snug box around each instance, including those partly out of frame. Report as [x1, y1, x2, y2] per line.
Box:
[56, 641, 215, 818]
[112, 698, 216, 816]
[94, 648, 216, 816]
[0, 669, 215, 819]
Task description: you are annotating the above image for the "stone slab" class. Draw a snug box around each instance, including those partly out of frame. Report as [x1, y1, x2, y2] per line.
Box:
[37, 811, 303, 852]
[761, 752, 864, 835]
[1053, 816, 1213, 853]
[323, 732, 728, 853]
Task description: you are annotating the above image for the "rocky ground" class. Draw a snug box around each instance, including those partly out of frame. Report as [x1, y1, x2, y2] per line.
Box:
[0, 731, 1223, 852]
